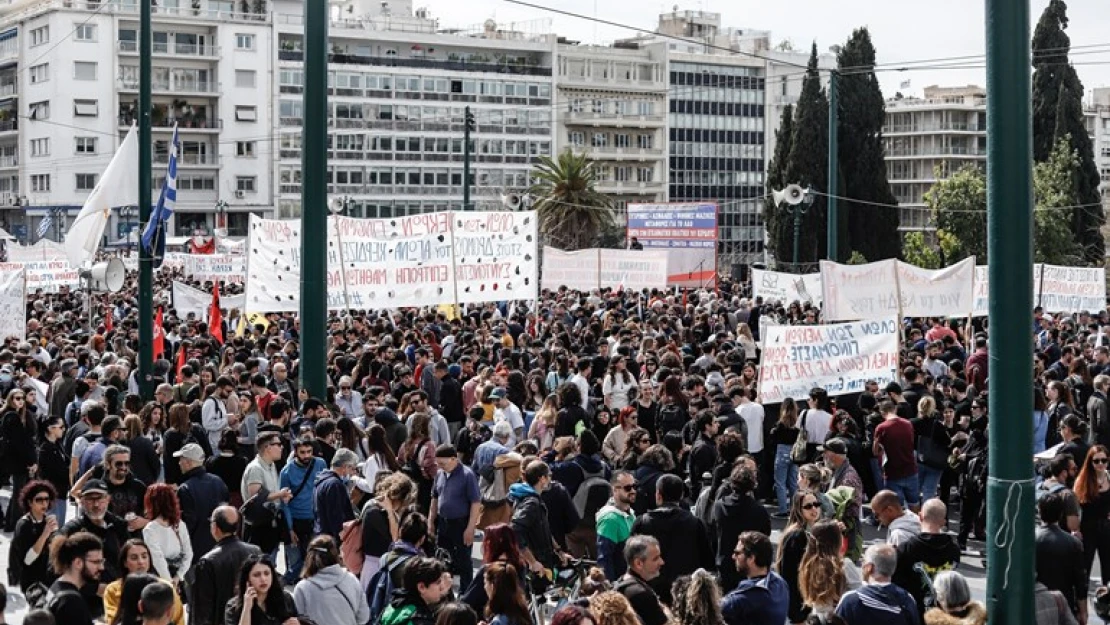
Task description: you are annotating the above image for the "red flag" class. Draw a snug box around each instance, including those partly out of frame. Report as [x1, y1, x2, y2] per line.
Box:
[208, 283, 224, 344]
[104, 307, 113, 333]
[175, 346, 186, 384]
[153, 307, 164, 359]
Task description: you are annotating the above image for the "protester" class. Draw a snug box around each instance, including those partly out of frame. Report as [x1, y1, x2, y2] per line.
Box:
[223, 555, 299, 625]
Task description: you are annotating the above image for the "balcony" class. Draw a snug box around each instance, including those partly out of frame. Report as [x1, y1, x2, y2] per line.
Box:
[51, 0, 269, 23]
[0, 155, 16, 168]
[0, 83, 15, 100]
[118, 40, 220, 58]
[155, 152, 220, 167]
[118, 79, 219, 95]
[883, 122, 983, 134]
[588, 146, 664, 159]
[0, 120, 17, 133]
[277, 49, 552, 77]
[118, 114, 222, 132]
[885, 146, 986, 158]
[598, 179, 663, 192]
[560, 110, 665, 127]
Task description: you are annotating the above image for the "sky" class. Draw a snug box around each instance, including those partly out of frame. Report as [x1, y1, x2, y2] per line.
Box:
[419, 0, 1110, 99]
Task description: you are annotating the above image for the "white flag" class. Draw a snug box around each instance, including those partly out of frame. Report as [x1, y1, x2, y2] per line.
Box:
[65, 125, 139, 268]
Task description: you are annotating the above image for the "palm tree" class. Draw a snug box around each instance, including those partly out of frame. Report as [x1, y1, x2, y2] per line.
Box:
[528, 149, 616, 250]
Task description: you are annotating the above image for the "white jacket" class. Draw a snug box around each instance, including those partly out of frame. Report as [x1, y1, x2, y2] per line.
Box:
[142, 518, 193, 582]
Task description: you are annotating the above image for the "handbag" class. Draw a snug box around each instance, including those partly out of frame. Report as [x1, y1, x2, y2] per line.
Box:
[790, 410, 810, 464]
[916, 419, 949, 470]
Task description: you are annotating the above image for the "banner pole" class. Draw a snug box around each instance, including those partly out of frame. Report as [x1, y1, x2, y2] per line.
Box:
[449, 211, 460, 318]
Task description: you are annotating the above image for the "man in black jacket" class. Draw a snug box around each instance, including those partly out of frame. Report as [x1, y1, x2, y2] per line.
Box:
[1036, 491, 1088, 624]
[631, 474, 714, 603]
[189, 506, 261, 625]
[687, 410, 719, 494]
[60, 480, 129, 618]
[175, 444, 229, 565]
[511, 460, 559, 574]
[614, 535, 668, 625]
[892, 499, 960, 617]
[711, 464, 770, 591]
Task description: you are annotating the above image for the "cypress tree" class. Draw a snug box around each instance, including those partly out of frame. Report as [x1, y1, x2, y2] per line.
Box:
[783, 43, 829, 265]
[1032, 0, 1105, 262]
[764, 104, 794, 261]
[836, 27, 901, 261]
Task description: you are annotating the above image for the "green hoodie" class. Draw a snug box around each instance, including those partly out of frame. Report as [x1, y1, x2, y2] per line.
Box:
[380, 604, 418, 625]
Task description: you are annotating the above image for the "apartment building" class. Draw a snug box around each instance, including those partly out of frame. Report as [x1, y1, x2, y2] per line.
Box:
[883, 84, 987, 231]
[272, 0, 556, 219]
[554, 43, 667, 208]
[0, 0, 274, 241]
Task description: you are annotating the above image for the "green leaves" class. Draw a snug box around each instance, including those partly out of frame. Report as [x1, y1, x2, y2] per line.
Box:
[527, 149, 616, 251]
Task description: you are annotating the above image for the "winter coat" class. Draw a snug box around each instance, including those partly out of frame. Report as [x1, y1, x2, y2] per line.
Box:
[924, 602, 988, 625]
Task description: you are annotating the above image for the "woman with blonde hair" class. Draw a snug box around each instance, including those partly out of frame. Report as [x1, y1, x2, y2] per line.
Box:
[770, 397, 801, 517]
[798, 520, 850, 620]
[797, 463, 834, 520]
[527, 394, 559, 451]
[670, 569, 725, 625]
[587, 591, 640, 625]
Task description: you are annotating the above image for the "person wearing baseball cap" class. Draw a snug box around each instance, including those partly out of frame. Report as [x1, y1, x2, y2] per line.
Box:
[174, 443, 229, 562]
[59, 478, 130, 590]
[822, 437, 865, 560]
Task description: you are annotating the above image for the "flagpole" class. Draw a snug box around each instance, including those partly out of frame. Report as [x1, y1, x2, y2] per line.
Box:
[137, 0, 153, 400]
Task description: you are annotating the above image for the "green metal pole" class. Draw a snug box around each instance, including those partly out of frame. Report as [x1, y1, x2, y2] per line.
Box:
[137, 0, 153, 399]
[463, 106, 473, 210]
[985, 0, 1034, 622]
[299, 0, 327, 399]
[826, 70, 838, 261]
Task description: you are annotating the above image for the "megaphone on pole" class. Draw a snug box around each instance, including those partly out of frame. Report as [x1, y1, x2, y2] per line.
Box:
[772, 184, 808, 206]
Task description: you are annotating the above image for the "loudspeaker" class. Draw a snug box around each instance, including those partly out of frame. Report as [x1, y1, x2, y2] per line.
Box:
[85, 258, 126, 292]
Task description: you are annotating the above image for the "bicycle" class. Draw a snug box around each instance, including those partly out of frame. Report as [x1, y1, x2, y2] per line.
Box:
[527, 557, 598, 624]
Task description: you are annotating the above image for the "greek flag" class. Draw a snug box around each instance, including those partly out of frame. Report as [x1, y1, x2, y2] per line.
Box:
[142, 124, 178, 262]
[36, 213, 52, 238]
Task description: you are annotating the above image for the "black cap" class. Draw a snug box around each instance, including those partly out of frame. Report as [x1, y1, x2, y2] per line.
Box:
[818, 438, 849, 455]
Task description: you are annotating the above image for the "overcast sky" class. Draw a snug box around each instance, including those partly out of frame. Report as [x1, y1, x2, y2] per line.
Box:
[421, 0, 1110, 98]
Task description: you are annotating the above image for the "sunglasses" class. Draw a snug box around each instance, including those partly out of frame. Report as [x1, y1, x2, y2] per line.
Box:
[801, 502, 822, 511]
[113, 461, 131, 468]
[1094, 458, 1109, 465]
[618, 484, 639, 492]
[32, 495, 53, 503]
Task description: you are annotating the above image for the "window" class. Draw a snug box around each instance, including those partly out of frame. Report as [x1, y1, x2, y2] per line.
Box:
[591, 133, 608, 148]
[637, 167, 654, 182]
[568, 131, 584, 147]
[30, 138, 49, 157]
[74, 62, 97, 81]
[637, 134, 654, 149]
[236, 141, 255, 157]
[73, 99, 98, 117]
[235, 105, 257, 121]
[31, 174, 50, 192]
[236, 176, 256, 193]
[614, 167, 631, 182]
[29, 64, 49, 84]
[28, 101, 49, 120]
[76, 173, 97, 191]
[235, 33, 255, 50]
[235, 70, 256, 88]
[29, 26, 48, 47]
[75, 137, 97, 154]
[614, 134, 630, 148]
[75, 23, 96, 41]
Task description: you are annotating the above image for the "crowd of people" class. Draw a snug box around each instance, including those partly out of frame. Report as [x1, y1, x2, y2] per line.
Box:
[0, 260, 1108, 625]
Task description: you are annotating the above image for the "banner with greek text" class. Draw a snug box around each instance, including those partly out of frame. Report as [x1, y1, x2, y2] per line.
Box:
[626, 203, 717, 287]
[172, 281, 246, 319]
[0, 260, 81, 293]
[896, 257, 976, 318]
[182, 254, 246, 284]
[542, 247, 670, 292]
[1037, 264, 1106, 313]
[819, 260, 900, 321]
[452, 211, 538, 304]
[0, 266, 25, 341]
[6, 239, 66, 262]
[751, 269, 823, 305]
[758, 318, 900, 403]
[244, 216, 302, 312]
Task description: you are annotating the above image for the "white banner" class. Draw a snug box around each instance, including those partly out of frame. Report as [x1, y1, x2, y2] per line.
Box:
[972, 266, 989, 317]
[6, 239, 66, 262]
[758, 318, 900, 403]
[1037, 264, 1106, 313]
[819, 260, 900, 321]
[183, 254, 245, 284]
[0, 266, 25, 341]
[245, 211, 538, 313]
[172, 281, 246, 319]
[751, 269, 823, 305]
[896, 257, 976, 318]
[541, 247, 598, 292]
[0, 260, 81, 293]
[542, 247, 669, 292]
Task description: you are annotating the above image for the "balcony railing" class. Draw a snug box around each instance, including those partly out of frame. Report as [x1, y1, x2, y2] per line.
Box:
[119, 41, 219, 57]
[118, 79, 219, 93]
[0, 120, 17, 132]
[155, 153, 220, 166]
[53, 0, 270, 23]
[561, 110, 665, 123]
[0, 155, 17, 167]
[884, 122, 982, 134]
[277, 49, 552, 77]
[119, 114, 222, 130]
[885, 146, 985, 157]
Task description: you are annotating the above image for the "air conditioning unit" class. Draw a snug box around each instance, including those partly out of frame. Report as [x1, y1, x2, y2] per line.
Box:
[235, 190, 245, 199]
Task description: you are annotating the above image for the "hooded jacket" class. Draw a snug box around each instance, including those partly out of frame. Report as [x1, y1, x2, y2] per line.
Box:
[509, 482, 556, 568]
[376, 407, 409, 455]
[631, 503, 715, 601]
[595, 500, 636, 580]
[835, 583, 920, 625]
[293, 564, 370, 625]
[550, 453, 611, 497]
[893, 532, 961, 614]
[887, 509, 922, 547]
[313, 469, 356, 540]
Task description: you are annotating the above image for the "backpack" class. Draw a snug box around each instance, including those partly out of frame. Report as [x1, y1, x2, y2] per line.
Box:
[366, 553, 413, 624]
[657, 403, 686, 438]
[339, 517, 364, 575]
[572, 463, 612, 522]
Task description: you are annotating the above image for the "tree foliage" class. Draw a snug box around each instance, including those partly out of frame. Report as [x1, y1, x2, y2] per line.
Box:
[836, 27, 901, 262]
[1032, 0, 1105, 262]
[922, 138, 1083, 265]
[782, 43, 829, 264]
[528, 149, 615, 251]
[764, 104, 794, 261]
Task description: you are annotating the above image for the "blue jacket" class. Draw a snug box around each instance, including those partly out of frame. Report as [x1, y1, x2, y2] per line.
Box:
[280, 457, 326, 526]
[313, 469, 356, 540]
[721, 572, 789, 625]
[834, 584, 919, 625]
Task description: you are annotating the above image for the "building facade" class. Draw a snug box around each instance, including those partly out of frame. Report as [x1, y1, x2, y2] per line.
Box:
[273, 0, 556, 220]
[0, 0, 274, 241]
[883, 84, 987, 231]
